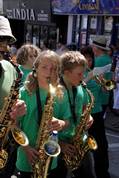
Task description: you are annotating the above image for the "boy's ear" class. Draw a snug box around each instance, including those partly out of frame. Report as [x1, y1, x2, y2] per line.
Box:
[64, 70, 69, 75]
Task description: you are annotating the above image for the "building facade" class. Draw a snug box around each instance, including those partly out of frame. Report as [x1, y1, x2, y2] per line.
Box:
[3, 0, 57, 49]
[52, 0, 119, 49]
[3, 0, 119, 49]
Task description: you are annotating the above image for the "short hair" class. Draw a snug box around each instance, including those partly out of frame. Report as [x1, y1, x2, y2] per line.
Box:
[61, 51, 87, 73]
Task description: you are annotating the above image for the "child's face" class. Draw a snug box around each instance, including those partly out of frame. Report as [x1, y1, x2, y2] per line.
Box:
[37, 58, 57, 83]
[65, 65, 85, 86]
[85, 54, 93, 68]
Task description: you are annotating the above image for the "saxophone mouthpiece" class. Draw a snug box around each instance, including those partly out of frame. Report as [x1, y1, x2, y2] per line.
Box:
[49, 84, 56, 96]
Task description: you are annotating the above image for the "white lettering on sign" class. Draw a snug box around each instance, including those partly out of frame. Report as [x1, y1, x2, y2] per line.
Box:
[6, 8, 35, 21]
[6, 8, 49, 22]
[37, 13, 48, 21]
[13, 8, 35, 20]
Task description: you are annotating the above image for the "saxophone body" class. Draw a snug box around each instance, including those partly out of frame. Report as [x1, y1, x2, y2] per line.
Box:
[63, 82, 97, 171]
[32, 84, 60, 178]
[0, 61, 29, 169]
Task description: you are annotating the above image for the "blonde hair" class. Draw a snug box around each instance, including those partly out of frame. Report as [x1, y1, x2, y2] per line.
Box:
[25, 50, 63, 98]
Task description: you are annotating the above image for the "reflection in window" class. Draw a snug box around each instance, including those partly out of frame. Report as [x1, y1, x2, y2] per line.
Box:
[25, 24, 32, 43]
[25, 24, 57, 50]
[33, 25, 39, 46]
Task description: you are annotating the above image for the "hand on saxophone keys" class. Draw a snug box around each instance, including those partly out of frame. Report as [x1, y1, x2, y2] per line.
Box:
[48, 117, 69, 132]
[9, 99, 27, 120]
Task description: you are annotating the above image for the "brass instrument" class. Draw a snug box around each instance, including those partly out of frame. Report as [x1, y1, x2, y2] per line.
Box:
[63, 82, 97, 171]
[84, 67, 116, 91]
[0, 61, 29, 169]
[95, 75, 116, 91]
[32, 83, 60, 178]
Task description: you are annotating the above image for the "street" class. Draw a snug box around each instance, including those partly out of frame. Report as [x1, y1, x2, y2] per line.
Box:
[105, 110, 119, 178]
[106, 130, 119, 178]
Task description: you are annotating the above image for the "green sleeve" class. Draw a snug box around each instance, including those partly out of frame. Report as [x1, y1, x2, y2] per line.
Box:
[54, 89, 71, 120]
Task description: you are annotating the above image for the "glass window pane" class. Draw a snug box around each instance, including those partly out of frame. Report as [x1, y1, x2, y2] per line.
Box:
[32, 25, 39, 46]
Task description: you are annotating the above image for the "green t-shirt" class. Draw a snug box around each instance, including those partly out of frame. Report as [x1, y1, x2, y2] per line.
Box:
[94, 54, 112, 105]
[16, 87, 71, 172]
[0, 60, 16, 110]
[59, 84, 89, 141]
[86, 78, 102, 114]
[19, 65, 31, 87]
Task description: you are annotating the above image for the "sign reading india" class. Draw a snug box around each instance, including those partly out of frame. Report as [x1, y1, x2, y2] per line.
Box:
[6, 8, 49, 22]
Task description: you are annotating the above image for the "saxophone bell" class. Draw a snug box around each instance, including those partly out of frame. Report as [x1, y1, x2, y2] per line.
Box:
[82, 133, 97, 150]
[104, 80, 116, 91]
[0, 149, 8, 169]
[44, 140, 61, 157]
[44, 130, 61, 157]
[87, 135, 97, 150]
[11, 127, 29, 146]
[0, 127, 29, 170]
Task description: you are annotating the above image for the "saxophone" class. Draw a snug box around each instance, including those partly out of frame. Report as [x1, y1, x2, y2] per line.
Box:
[63, 82, 97, 171]
[0, 61, 29, 169]
[32, 83, 61, 178]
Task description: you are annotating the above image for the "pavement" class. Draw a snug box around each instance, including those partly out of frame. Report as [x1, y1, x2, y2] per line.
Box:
[104, 109, 119, 178]
[105, 109, 119, 133]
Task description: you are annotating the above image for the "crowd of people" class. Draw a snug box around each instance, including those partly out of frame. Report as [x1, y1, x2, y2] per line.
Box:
[0, 15, 119, 178]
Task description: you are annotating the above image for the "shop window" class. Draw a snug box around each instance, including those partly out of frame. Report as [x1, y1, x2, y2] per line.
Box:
[40, 26, 48, 47]
[32, 25, 39, 46]
[79, 15, 88, 47]
[25, 24, 56, 50]
[72, 15, 77, 43]
[81, 15, 88, 30]
[90, 16, 97, 32]
[87, 16, 97, 45]
[40, 26, 57, 50]
[104, 16, 113, 46]
[104, 16, 113, 33]
[48, 27, 57, 50]
[25, 24, 32, 43]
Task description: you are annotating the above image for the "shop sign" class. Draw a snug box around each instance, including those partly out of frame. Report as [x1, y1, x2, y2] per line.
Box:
[51, 0, 119, 15]
[6, 8, 49, 22]
[51, 0, 99, 14]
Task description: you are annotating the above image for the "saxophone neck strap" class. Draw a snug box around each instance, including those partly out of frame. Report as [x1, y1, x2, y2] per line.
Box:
[60, 77, 77, 123]
[36, 89, 49, 125]
[36, 89, 42, 125]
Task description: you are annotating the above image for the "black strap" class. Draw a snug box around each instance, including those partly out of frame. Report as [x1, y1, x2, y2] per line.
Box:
[36, 89, 50, 125]
[0, 63, 3, 78]
[36, 89, 43, 125]
[60, 77, 77, 123]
